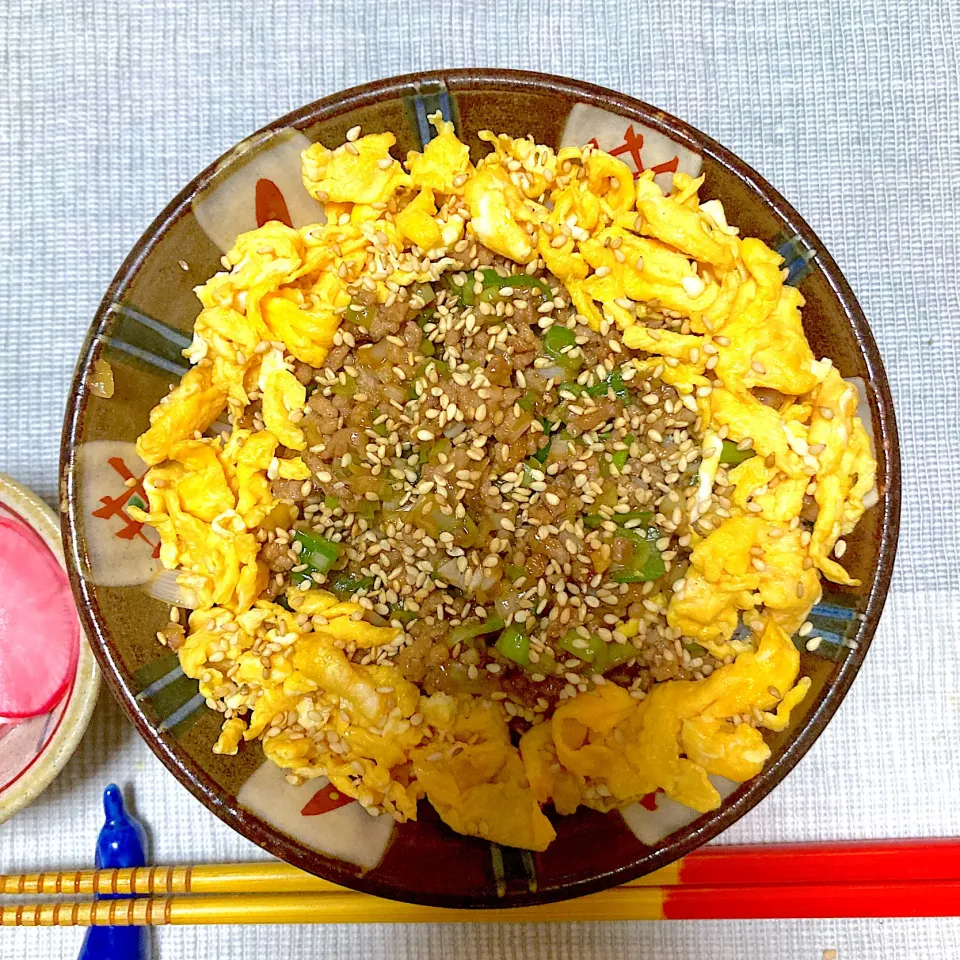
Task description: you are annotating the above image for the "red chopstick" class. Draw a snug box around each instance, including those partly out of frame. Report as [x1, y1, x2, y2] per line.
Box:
[658, 878, 960, 920]
[671, 839, 960, 887]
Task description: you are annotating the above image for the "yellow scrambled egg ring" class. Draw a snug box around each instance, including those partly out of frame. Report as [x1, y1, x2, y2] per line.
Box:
[132, 118, 880, 850]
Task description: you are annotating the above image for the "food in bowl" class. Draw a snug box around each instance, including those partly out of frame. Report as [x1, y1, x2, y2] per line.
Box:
[130, 116, 876, 851]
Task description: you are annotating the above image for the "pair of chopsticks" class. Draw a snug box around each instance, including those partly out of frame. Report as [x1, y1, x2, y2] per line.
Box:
[2, 839, 960, 926]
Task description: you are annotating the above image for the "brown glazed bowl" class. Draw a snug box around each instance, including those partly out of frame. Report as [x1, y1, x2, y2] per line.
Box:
[60, 70, 900, 908]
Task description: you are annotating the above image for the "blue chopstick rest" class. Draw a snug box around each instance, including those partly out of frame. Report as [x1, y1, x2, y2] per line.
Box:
[77, 784, 151, 960]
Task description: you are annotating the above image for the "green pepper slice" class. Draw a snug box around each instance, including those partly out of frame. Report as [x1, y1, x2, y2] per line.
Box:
[419, 437, 452, 466]
[542, 324, 577, 358]
[557, 369, 630, 401]
[557, 629, 607, 665]
[442, 273, 477, 306]
[496, 624, 531, 666]
[331, 374, 356, 398]
[477, 269, 551, 303]
[610, 434, 635, 472]
[329, 571, 376, 596]
[450, 614, 506, 648]
[587, 369, 630, 399]
[459, 277, 478, 305]
[517, 390, 537, 412]
[389, 604, 418, 626]
[719, 439, 756, 465]
[347, 303, 376, 329]
[351, 500, 376, 522]
[409, 282, 435, 306]
[532, 420, 555, 464]
[290, 530, 342, 584]
[609, 526, 666, 583]
[602, 641, 637, 672]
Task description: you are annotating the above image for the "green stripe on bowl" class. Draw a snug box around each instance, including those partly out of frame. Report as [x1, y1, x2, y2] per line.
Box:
[408, 79, 459, 148]
[133, 654, 203, 735]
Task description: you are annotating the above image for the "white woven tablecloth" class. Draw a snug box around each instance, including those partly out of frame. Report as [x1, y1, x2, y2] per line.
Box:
[2, 1, 959, 956]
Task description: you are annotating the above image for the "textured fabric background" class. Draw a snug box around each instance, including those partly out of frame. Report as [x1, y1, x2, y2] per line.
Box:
[1, 0, 958, 957]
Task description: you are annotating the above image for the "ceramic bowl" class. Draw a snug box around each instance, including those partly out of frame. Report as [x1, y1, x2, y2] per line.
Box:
[0, 475, 100, 822]
[60, 70, 899, 907]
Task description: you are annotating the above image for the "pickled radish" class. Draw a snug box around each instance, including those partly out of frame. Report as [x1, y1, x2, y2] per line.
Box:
[0, 517, 79, 718]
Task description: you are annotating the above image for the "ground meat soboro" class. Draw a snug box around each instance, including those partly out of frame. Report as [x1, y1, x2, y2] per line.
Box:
[257, 246, 733, 730]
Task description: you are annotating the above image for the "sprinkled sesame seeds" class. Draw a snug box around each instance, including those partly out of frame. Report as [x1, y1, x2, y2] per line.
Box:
[266, 283, 716, 693]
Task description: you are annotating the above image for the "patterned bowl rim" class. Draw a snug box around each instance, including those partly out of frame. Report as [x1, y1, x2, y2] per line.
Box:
[60, 69, 901, 908]
[0, 474, 101, 823]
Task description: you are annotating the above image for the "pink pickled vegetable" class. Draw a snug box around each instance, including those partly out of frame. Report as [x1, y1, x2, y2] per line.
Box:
[0, 517, 79, 718]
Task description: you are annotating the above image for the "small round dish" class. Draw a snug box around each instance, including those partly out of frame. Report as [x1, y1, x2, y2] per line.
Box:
[0, 474, 100, 823]
[60, 70, 899, 907]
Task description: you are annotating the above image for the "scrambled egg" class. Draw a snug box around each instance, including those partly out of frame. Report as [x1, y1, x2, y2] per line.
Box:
[131, 114, 877, 851]
[668, 517, 822, 656]
[302, 132, 410, 205]
[184, 586, 554, 848]
[521, 619, 810, 814]
[412, 697, 556, 851]
[807, 368, 876, 584]
[131, 430, 276, 612]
